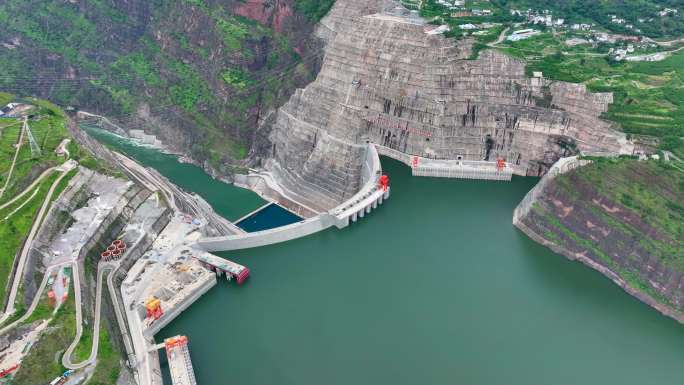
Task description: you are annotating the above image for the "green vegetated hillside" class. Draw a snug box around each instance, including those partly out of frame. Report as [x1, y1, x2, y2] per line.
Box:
[518, 158, 684, 319]
[294, 0, 336, 21]
[0, 94, 108, 307]
[500, 35, 684, 158]
[0, 96, 122, 385]
[419, 0, 684, 157]
[0, 0, 325, 172]
[501, 0, 684, 38]
[0, 98, 71, 304]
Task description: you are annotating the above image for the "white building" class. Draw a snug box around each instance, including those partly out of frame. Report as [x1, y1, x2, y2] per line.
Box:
[459, 23, 478, 30]
[507, 29, 541, 42]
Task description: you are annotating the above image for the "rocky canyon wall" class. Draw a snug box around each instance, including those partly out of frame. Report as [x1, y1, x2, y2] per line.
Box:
[255, 0, 633, 212]
[513, 159, 684, 323]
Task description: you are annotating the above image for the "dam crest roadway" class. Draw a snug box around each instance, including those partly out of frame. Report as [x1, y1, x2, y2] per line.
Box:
[195, 142, 513, 252]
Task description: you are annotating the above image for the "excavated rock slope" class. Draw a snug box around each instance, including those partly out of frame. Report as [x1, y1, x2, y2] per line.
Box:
[257, 0, 632, 212]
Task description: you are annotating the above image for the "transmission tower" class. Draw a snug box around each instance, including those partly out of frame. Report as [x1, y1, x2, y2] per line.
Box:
[25, 120, 42, 158]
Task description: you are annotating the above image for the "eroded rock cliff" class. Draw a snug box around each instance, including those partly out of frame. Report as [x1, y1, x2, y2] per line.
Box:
[254, 0, 633, 212]
[514, 158, 684, 323]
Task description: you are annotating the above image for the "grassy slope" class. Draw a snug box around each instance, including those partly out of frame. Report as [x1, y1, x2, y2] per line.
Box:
[89, 321, 120, 385]
[0, 172, 58, 302]
[0, 94, 123, 383]
[0, 92, 116, 319]
[0, 96, 76, 303]
[529, 158, 684, 312]
[294, 0, 336, 22]
[12, 295, 77, 385]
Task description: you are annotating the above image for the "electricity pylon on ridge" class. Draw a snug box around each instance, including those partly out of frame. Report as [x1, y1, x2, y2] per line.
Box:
[25, 120, 41, 158]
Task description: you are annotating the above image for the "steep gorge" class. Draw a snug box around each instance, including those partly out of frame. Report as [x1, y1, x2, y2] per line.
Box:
[0, 0, 325, 172]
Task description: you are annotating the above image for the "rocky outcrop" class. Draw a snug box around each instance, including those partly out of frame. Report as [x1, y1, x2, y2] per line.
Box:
[234, 0, 295, 33]
[514, 158, 684, 323]
[255, 0, 633, 212]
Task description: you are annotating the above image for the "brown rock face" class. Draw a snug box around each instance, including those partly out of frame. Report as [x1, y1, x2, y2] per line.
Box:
[234, 0, 294, 33]
[257, 0, 632, 211]
[514, 160, 684, 323]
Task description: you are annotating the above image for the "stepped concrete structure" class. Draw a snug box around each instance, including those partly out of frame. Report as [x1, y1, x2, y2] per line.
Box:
[253, 0, 633, 213]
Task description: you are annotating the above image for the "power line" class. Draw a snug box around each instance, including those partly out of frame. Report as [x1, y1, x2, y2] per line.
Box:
[1, 48, 325, 118]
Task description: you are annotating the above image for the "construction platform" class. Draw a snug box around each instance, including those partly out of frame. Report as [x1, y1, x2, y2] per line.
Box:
[164, 336, 197, 385]
[194, 251, 250, 285]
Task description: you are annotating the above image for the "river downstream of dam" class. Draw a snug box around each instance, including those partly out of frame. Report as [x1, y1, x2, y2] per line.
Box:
[85, 127, 684, 385]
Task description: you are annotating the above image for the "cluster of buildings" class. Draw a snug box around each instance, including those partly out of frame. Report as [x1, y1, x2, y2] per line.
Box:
[658, 8, 678, 17]
[427, 1, 675, 54]
[435, 0, 491, 18]
[608, 15, 642, 33]
[458, 22, 497, 31]
[510, 9, 564, 27]
[434, 0, 464, 11]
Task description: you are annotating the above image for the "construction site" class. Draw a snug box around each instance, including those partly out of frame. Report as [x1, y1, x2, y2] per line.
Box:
[0, 95, 254, 385]
[0, 3, 633, 381]
[1, 0, 675, 384]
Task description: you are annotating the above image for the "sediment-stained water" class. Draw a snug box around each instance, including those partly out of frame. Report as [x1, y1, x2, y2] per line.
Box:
[81, 125, 264, 221]
[85, 128, 684, 385]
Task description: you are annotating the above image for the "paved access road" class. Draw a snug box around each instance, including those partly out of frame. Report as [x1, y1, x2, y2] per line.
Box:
[1, 160, 77, 322]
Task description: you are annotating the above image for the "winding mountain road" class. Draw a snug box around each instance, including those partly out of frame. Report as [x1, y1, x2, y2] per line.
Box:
[0, 167, 55, 211]
[61, 263, 111, 370]
[488, 27, 510, 47]
[2, 160, 76, 320]
[0, 264, 58, 334]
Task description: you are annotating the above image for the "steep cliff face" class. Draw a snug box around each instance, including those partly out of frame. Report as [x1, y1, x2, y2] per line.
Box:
[0, 0, 321, 171]
[255, 0, 633, 212]
[514, 159, 684, 322]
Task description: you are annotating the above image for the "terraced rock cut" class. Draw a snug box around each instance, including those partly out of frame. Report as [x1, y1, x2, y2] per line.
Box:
[256, 0, 633, 212]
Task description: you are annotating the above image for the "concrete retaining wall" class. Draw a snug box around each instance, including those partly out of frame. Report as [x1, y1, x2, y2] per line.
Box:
[513, 156, 591, 223]
[196, 214, 336, 252]
[144, 275, 217, 337]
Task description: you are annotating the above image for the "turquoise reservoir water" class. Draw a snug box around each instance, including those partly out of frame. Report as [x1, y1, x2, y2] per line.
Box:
[83, 129, 684, 385]
[81, 125, 264, 221]
[158, 158, 684, 385]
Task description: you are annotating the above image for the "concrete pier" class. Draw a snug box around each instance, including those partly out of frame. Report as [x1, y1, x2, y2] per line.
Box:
[164, 336, 197, 385]
[194, 251, 250, 284]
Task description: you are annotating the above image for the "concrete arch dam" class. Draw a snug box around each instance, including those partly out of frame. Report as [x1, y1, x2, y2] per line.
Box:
[196, 144, 390, 252]
[196, 140, 511, 253]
